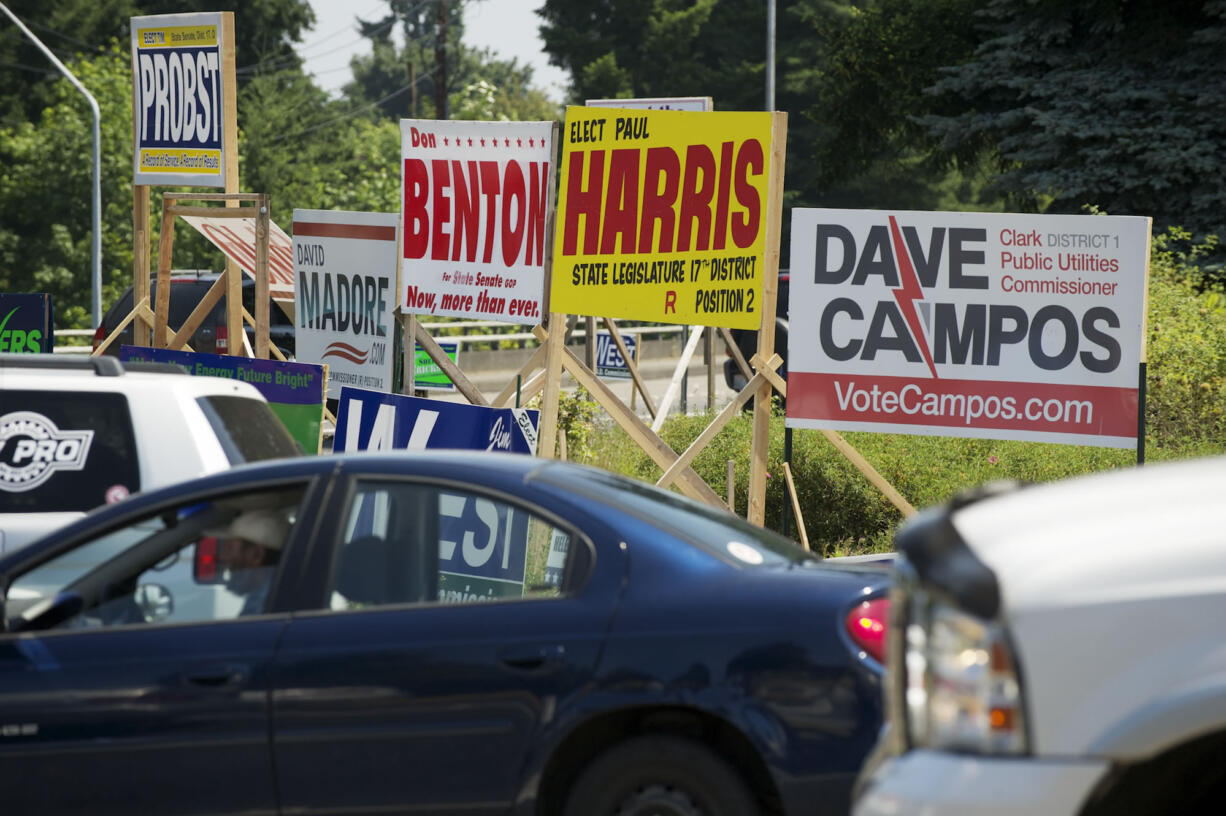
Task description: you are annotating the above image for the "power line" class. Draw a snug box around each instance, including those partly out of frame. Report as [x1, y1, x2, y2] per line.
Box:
[263, 74, 430, 145]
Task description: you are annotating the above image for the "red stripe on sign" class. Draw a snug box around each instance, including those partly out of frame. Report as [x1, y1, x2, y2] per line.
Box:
[293, 222, 397, 241]
[787, 372, 1138, 439]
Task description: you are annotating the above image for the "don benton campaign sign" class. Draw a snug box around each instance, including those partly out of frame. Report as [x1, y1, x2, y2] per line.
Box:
[400, 119, 554, 323]
[131, 13, 229, 187]
[119, 346, 325, 453]
[0, 294, 54, 353]
[333, 387, 539, 455]
[550, 107, 775, 330]
[786, 209, 1151, 448]
[293, 209, 398, 398]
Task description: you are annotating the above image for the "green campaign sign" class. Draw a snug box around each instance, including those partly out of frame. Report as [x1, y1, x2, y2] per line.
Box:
[413, 341, 459, 390]
[120, 346, 326, 453]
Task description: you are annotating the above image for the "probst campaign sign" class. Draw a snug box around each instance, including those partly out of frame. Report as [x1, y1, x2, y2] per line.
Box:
[293, 210, 398, 398]
[119, 346, 326, 453]
[551, 107, 775, 330]
[333, 387, 539, 455]
[400, 119, 554, 323]
[183, 214, 296, 303]
[786, 209, 1151, 448]
[131, 13, 230, 187]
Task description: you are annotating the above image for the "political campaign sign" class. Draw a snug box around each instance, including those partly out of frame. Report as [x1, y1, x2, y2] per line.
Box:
[786, 209, 1151, 448]
[595, 331, 636, 380]
[400, 119, 554, 324]
[183, 214, 296, 302]
[293, 210, 398, 398]
[0, 294, 54, 353]
[586, 96, 712, 111]
[413, 341, 460, 390]
[333, 387, 539, 455]
[551, 107, 776, 330]
[131, 13, 229, 187]
[119, 346, 326, 452]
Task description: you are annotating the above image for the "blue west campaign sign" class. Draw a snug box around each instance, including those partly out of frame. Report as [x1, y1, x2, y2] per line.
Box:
[595, 331, 636, 380]
[333, 387, 539, 454]
[0, 294, 54, 353]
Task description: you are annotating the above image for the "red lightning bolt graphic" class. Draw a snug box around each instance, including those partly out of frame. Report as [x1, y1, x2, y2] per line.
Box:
[888, 215, 939, 379]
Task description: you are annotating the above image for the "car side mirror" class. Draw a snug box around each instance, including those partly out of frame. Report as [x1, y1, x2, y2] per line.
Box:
[193, 537, 225, 585]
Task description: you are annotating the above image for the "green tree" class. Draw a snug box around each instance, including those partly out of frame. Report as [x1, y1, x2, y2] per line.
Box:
[0, 0, 314, 123]
[922, 0, 1226, 251]
[0, 47, 135, 329]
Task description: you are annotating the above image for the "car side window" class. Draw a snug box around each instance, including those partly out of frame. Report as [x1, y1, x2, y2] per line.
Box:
[329, 480, 577, 611]
[4, 486, 306, 632]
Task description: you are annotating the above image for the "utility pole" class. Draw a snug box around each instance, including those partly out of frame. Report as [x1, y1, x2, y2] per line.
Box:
[435, 0, 448, 119]
[766, 0, 776, 111]
[1, 2, 102, 328]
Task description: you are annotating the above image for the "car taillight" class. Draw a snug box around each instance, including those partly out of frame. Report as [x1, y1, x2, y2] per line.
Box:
[194, 536, 220, 582]
[216, 325, 227, 351]
[92, 325, 106, 352]
[846, 597, 890, 663]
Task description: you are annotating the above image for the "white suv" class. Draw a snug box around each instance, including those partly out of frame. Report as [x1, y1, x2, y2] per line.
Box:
[1, 354, 301, 554]
[854, 456, 1226, 816]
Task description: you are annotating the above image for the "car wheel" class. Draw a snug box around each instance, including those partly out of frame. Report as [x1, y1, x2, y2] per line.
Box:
[563, 735, 760, 816]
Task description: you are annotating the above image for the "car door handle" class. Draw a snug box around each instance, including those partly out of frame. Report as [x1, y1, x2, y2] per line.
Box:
[183, 664, 249, 688]
[498, 644, 566, 671]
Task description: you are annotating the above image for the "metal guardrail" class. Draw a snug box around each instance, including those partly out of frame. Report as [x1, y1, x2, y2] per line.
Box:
[55, 322, 696, 353]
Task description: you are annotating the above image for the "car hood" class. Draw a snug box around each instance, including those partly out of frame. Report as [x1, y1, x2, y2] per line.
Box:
[950, 456, 1226, 613]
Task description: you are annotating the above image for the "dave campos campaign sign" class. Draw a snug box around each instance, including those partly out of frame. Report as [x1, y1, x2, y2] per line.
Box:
[131, 12, 229, 187]
[787, 209, 1150, 448]
[293, 209, 399, 397]
[334, 388, 542, 600]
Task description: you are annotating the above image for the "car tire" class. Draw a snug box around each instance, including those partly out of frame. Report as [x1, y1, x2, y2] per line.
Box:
[562, 735, 760, 816]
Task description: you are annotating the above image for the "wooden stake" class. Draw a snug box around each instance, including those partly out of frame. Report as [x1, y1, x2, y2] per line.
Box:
[727, 460, 735, 513]
[132, 185, 151, 348]
[782, 462, 810, 551]
[603, 317, 657, 419]
[537, 316, 566, 460]
[153, 195, 175, 348]
[748, 111, 788, 526]
[414, 321, 488, 406]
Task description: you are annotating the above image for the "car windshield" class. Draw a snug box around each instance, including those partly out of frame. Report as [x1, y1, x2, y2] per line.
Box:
[537, 466, 814, 567]
[197, 395, 303, 461]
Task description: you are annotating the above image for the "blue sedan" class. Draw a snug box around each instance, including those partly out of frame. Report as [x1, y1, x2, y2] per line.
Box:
[0, 451, 890, 816]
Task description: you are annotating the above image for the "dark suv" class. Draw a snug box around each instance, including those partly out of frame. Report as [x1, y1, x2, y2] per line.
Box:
[94, 271, 295, 358]
[724, 270, 788, 396]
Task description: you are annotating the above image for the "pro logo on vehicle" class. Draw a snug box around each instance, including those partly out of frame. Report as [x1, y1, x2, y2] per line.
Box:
[0, 412, 94, 492]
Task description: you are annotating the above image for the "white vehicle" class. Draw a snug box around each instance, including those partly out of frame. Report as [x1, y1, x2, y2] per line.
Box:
[854, 456, 1226, 816]
[0, 354, 301, 554]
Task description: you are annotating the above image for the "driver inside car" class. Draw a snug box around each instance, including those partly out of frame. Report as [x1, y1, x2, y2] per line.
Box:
[212, 510, 289, 615]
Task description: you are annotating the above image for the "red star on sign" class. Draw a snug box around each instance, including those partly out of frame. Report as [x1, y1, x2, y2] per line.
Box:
[443, 136, 449, 146]
[504, 138, 510, 146]
[517, 138, 522, 147]
[467, 138, 473, 146]
[480, 138, 486, 147]
[528, 138, 535, 147]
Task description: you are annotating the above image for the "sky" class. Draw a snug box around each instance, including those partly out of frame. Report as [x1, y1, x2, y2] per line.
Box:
[297, 0, 569, 103]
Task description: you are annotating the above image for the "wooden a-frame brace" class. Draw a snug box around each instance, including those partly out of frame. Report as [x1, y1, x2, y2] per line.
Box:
[95, 192, 281, 361]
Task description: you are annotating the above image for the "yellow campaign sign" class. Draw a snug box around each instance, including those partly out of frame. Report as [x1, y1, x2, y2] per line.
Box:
[551, 106, 775, 330]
